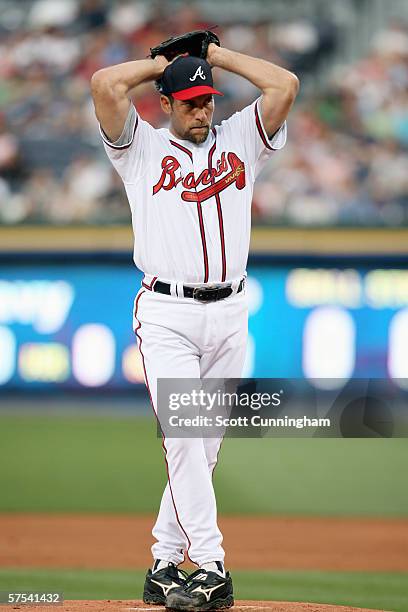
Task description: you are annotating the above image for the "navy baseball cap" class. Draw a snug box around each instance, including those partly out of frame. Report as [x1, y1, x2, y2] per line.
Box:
[159, 56, 223, 100]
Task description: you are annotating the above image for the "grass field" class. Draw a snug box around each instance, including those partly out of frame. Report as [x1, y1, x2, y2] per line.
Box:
[1, 410, 407, 611]
[1, 412, 407, 515]
[0, 568, 407, 611]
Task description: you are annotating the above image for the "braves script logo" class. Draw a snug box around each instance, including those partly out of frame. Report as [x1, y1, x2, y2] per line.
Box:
[152, 152, 246, 203]
[189, 66, 206, 81]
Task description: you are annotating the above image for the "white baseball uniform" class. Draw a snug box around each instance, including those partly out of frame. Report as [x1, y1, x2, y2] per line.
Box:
[99, 95, 286, 566]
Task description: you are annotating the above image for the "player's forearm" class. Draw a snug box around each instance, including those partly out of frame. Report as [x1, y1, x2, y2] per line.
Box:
[208, 45, 298, 96]
[91, 57, 167, 98]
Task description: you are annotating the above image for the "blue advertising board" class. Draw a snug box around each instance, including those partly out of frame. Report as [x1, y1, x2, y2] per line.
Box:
[0, 255, 407, 391]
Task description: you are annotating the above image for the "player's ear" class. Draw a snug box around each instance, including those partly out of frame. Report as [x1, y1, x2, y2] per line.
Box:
[160, 95, 173, 115]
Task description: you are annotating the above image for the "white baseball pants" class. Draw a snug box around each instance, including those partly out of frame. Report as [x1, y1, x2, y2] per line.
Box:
[134, 287, 248, 566]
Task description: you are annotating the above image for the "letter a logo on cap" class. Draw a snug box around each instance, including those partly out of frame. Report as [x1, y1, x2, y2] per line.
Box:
[189, 66, 206, 82]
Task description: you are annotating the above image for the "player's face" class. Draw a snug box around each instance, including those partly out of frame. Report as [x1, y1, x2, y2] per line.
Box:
[163, 94, 214, 144]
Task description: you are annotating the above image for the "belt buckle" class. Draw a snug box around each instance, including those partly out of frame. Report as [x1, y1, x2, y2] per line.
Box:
[193, 284, 222, 302]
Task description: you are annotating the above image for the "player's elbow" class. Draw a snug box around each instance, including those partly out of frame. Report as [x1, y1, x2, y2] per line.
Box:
[91, 69, 110, 95]
[263, 71, 300, 106]
[275, 73, 300, 111]
[91, 69, 126, 101]
[283, 72, 300, 101]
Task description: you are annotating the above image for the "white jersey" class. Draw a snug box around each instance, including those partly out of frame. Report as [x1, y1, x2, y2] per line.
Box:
[100, 97, 286, 285]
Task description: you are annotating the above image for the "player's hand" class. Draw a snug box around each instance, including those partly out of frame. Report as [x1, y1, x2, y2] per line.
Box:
[153, 54, 169, 75]
[206, 42, 220, 67]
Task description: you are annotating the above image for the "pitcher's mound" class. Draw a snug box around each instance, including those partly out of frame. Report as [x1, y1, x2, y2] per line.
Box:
[3, 600, 386, 611]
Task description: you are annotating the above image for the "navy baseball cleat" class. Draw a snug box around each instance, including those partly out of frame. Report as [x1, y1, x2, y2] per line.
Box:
[143, 560, 188, 605]
[165, 567, 234, 611]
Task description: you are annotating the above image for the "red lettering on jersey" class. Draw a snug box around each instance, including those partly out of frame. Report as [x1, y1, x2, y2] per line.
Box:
[183, 172, 196, 189]
[196, 169, 211, 186]
[152, 156, 181, 194]
[214, 153, 227, 177]
[182, 152, 245, 203]
[152, 151, 245, 201]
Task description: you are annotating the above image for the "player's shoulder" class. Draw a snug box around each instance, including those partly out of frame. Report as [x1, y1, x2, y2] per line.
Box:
[134, 116, 171, 150]
[156, 127, 172, 140]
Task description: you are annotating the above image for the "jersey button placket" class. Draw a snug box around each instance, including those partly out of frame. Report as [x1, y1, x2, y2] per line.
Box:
[207, 132, 227, 284]
[191, 149, 209, 284]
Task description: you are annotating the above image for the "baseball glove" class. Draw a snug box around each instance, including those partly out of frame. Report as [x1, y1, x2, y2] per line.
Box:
[149, 30, 220, 62]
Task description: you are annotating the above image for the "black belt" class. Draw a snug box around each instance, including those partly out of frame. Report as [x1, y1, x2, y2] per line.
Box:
[150, 279, 245, 302]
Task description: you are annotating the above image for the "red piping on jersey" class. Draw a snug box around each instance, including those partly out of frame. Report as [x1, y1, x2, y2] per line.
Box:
[169, 139, 193, 161]
[211, 437, 224, 479]
[209, 128, 226, 282]
[254, 100, 276, 151]
[101, 115, 139, 150]
[142, 276, 157, 290]
[169, 138, 209, 283]
[133, 290, 197, 566]
[196, 202, 209, 283]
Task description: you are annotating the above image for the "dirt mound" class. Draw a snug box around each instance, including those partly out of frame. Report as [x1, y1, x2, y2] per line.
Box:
[0, 601, 387, 612]
[1, 514, 407, 572]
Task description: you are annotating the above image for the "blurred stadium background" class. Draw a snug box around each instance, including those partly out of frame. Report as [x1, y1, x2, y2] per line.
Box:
[0, 0, 408, 610]
[1, 0, 408, 228]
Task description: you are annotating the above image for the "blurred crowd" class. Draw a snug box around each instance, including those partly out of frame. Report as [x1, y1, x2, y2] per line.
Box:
[259, 21, 408, 226]
[0, 0, 407, 226]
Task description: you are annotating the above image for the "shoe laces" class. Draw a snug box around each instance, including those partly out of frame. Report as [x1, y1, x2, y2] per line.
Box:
[167, 562, 189, 583]
[183, 568, 214, 589]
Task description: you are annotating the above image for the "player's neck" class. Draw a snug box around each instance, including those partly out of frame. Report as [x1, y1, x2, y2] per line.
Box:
[169, 127, 184, 140]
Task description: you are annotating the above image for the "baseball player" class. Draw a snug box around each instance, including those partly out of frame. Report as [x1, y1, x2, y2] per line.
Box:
[91, 30, 298, 611]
